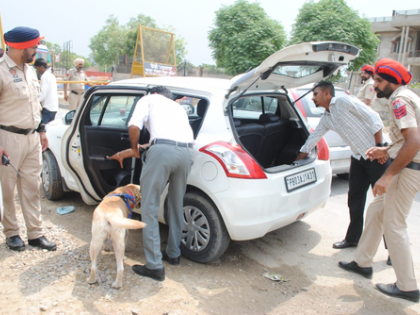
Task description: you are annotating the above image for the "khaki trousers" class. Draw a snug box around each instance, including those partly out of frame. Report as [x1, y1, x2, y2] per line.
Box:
[0, 129, 43, 239]
[68, 92, 84, 111]
[354, 167, 420, 291]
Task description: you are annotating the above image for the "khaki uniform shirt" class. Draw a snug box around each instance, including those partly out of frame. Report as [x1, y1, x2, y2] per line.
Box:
[0, 54, 41, 129]
[387, 86, 420, 163]
[64, 68, 89, 92]
[357, 77, 376, 104]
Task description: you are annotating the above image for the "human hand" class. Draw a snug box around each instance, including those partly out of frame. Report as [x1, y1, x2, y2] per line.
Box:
[378, 155, 389, 165]
[39, 132, 49, 151]
[372, 174, 392, 197]
[0, 146, 9, 166]
[366, 147, 388, 161]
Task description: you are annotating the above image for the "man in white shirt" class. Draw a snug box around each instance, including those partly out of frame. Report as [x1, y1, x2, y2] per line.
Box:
[128, 86, 194, 281]
[34, 58, 58, 124]
[295, 81, 390, 250]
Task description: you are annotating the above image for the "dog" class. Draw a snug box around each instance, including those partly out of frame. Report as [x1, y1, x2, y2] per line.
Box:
[87, 184, 146, 289]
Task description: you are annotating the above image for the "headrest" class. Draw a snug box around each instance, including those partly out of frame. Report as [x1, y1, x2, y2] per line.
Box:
[374, 58, 412, 85]
[197, 99, 208, 117]
[259, 113, 279, 123]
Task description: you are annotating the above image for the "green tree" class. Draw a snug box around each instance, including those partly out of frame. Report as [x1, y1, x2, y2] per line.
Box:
[89, 16, 126, 68]
[290, 0, 380, 71]
[208, 0, 286, 76]
[90, 14, 188, 68]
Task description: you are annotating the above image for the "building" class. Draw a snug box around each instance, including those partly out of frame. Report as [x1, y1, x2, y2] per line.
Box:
[370, 9, 420, 82]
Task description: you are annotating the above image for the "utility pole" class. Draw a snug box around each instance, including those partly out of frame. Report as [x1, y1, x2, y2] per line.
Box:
[183, 59, 187, 76]
[0, 9, 5, 50]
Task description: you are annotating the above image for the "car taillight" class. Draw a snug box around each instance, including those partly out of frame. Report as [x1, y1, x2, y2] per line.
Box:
[199, 141, 267, 179]
[309, 128, 330, 161]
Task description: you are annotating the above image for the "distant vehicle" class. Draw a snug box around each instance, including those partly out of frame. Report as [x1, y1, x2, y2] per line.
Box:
[43, 41, 359, 263]
[290, 85, 353, 179]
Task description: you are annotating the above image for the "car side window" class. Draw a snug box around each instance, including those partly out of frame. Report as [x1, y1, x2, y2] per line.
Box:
[89, 95, 139, 127]
[232, 96, 278, 119]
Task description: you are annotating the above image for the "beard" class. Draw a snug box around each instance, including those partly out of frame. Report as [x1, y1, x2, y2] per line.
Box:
[23, 49, 36, 63]
[375, 84, 393, 99]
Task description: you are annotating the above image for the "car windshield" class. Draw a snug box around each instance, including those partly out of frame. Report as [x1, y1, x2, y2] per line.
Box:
[296, 88, 348, 117]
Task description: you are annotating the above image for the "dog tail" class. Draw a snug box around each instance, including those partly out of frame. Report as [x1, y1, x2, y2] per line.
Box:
[107, 214, 146, 230]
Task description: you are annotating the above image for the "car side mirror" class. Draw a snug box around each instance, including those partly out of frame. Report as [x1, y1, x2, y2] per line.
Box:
[64, 110, 75, 125]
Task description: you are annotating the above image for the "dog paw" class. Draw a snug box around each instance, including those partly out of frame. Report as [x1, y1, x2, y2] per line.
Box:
[111, 281, 122, 289]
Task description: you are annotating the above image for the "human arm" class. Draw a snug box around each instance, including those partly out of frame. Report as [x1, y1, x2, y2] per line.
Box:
[128, 126, 141, 159]
[38, 75, 48, 103]
[106, 143, 150, 168]
[296, 120, 329, 161]
[40, 132, 48, 152]
[372, 127, 420, 196]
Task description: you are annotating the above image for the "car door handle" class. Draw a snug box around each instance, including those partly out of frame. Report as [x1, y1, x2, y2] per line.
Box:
[121, 133, 129, 140]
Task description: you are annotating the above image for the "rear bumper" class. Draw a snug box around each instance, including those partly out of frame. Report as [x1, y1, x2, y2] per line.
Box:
[213, 162, 332, 241]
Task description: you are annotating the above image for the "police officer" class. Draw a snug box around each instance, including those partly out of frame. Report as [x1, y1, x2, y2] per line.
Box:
[64, 58, 89, 110]
[357, 64, 376, 106]
[339, 58, 420, 303]
[0, 26, 56, 252]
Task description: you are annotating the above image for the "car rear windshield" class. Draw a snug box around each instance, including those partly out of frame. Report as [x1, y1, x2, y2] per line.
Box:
[296, 88, 348, 118]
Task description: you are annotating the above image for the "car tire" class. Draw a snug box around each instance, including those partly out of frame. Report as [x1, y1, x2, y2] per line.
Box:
[180, 192, 230, 263]
[42, 150, 64, 200]
[336, 173, 349, 180]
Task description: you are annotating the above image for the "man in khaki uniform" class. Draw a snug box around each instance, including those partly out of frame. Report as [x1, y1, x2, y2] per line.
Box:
[64, 58, 89, 110]
[357, 64, 376, 106]
[0, 26, 56, 252]
[339, 58, 420, 303]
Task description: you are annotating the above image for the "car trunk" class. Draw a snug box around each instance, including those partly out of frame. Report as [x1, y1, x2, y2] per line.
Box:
[231, 93, 313, 169]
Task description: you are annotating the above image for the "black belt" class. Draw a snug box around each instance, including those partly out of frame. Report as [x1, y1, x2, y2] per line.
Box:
[151, 139, 193, 148]
[391, 158, 420, 171]
[0, 125, 36, 135]
[71, 90, 84, 95]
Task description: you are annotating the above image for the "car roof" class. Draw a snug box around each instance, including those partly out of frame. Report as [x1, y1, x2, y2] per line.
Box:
[110, 76, 232, 94]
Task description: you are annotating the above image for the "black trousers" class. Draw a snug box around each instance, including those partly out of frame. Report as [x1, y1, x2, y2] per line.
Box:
[345, 156, 390, 243]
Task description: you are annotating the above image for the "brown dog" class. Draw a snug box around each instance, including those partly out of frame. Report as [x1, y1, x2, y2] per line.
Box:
[87, 184, 146, 289]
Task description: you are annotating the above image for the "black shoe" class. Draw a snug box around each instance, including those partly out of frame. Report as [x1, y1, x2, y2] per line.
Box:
[376, 283, 419, 303]
[387, 255, 392, 266]
[161, 250, 180, 266]
[132, 265, 165, 281]
[6, 235, 25, 251]
[28, 236, 57, 251]
[338, 261, 373, 279]
[333, 240, 357, 249]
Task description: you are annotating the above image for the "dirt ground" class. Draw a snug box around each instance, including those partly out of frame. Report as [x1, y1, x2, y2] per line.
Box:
[1, 177, 420, 315]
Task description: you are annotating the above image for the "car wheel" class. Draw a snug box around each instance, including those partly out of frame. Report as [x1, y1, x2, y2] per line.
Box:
[180, 192, 230, 263]
[42, 150, 64, 200]
[337, 173, 349, 180]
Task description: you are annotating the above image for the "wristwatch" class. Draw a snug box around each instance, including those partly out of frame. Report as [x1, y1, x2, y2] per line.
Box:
[376, 142, 389, 147]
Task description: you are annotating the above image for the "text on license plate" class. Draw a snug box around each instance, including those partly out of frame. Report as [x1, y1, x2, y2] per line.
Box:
[285, 168, 317, 192]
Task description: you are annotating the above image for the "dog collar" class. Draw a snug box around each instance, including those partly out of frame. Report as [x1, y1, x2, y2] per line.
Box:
[106, 193, 136, 218]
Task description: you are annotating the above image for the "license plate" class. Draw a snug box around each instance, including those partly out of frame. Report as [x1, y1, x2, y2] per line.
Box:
[285, 168, 317, 192]
[331, 159, 351, 168]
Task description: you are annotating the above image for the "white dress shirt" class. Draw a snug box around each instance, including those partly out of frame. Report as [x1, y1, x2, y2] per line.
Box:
[300, 95, 383, 159]
[128, 94, 193, 143]
[39, 70, 59, 112]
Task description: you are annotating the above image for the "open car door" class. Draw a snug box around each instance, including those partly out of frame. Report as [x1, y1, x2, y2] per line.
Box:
[62, 85, 149, 205]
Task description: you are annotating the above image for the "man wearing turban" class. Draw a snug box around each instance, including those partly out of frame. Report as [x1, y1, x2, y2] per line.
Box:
[357, 64, 376, 106]
[339, 58, 420, 303]
[0, 26, 57, 251]
[64, 57, 89, 110]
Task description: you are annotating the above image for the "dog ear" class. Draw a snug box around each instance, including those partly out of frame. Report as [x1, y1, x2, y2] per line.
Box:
[135, 194, 141, 209]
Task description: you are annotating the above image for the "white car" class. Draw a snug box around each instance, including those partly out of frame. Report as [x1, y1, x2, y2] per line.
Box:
[43, 41, 359, 263]
[291, 85, 353, 179]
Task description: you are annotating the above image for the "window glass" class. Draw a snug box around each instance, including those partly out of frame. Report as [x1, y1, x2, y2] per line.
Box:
[101, 95, 138, 127]
[273, 65, 321, 78]
[175, 96, 203, 117]
[232, 96, 278, 119]
[297, 88, 348, 117]
[90, 95, 107, 126]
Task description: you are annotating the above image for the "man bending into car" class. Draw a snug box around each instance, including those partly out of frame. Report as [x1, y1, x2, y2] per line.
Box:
[295, 81, 390, 251]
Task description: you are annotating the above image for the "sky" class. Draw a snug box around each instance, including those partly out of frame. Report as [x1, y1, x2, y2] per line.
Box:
[1, 0, 417, 66]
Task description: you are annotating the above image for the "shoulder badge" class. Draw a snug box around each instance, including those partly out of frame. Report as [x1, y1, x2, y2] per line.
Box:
[393, 99, 407, 119]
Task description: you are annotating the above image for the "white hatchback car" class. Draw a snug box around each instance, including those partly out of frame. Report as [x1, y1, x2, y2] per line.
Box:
[44, 42, 359, 263]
